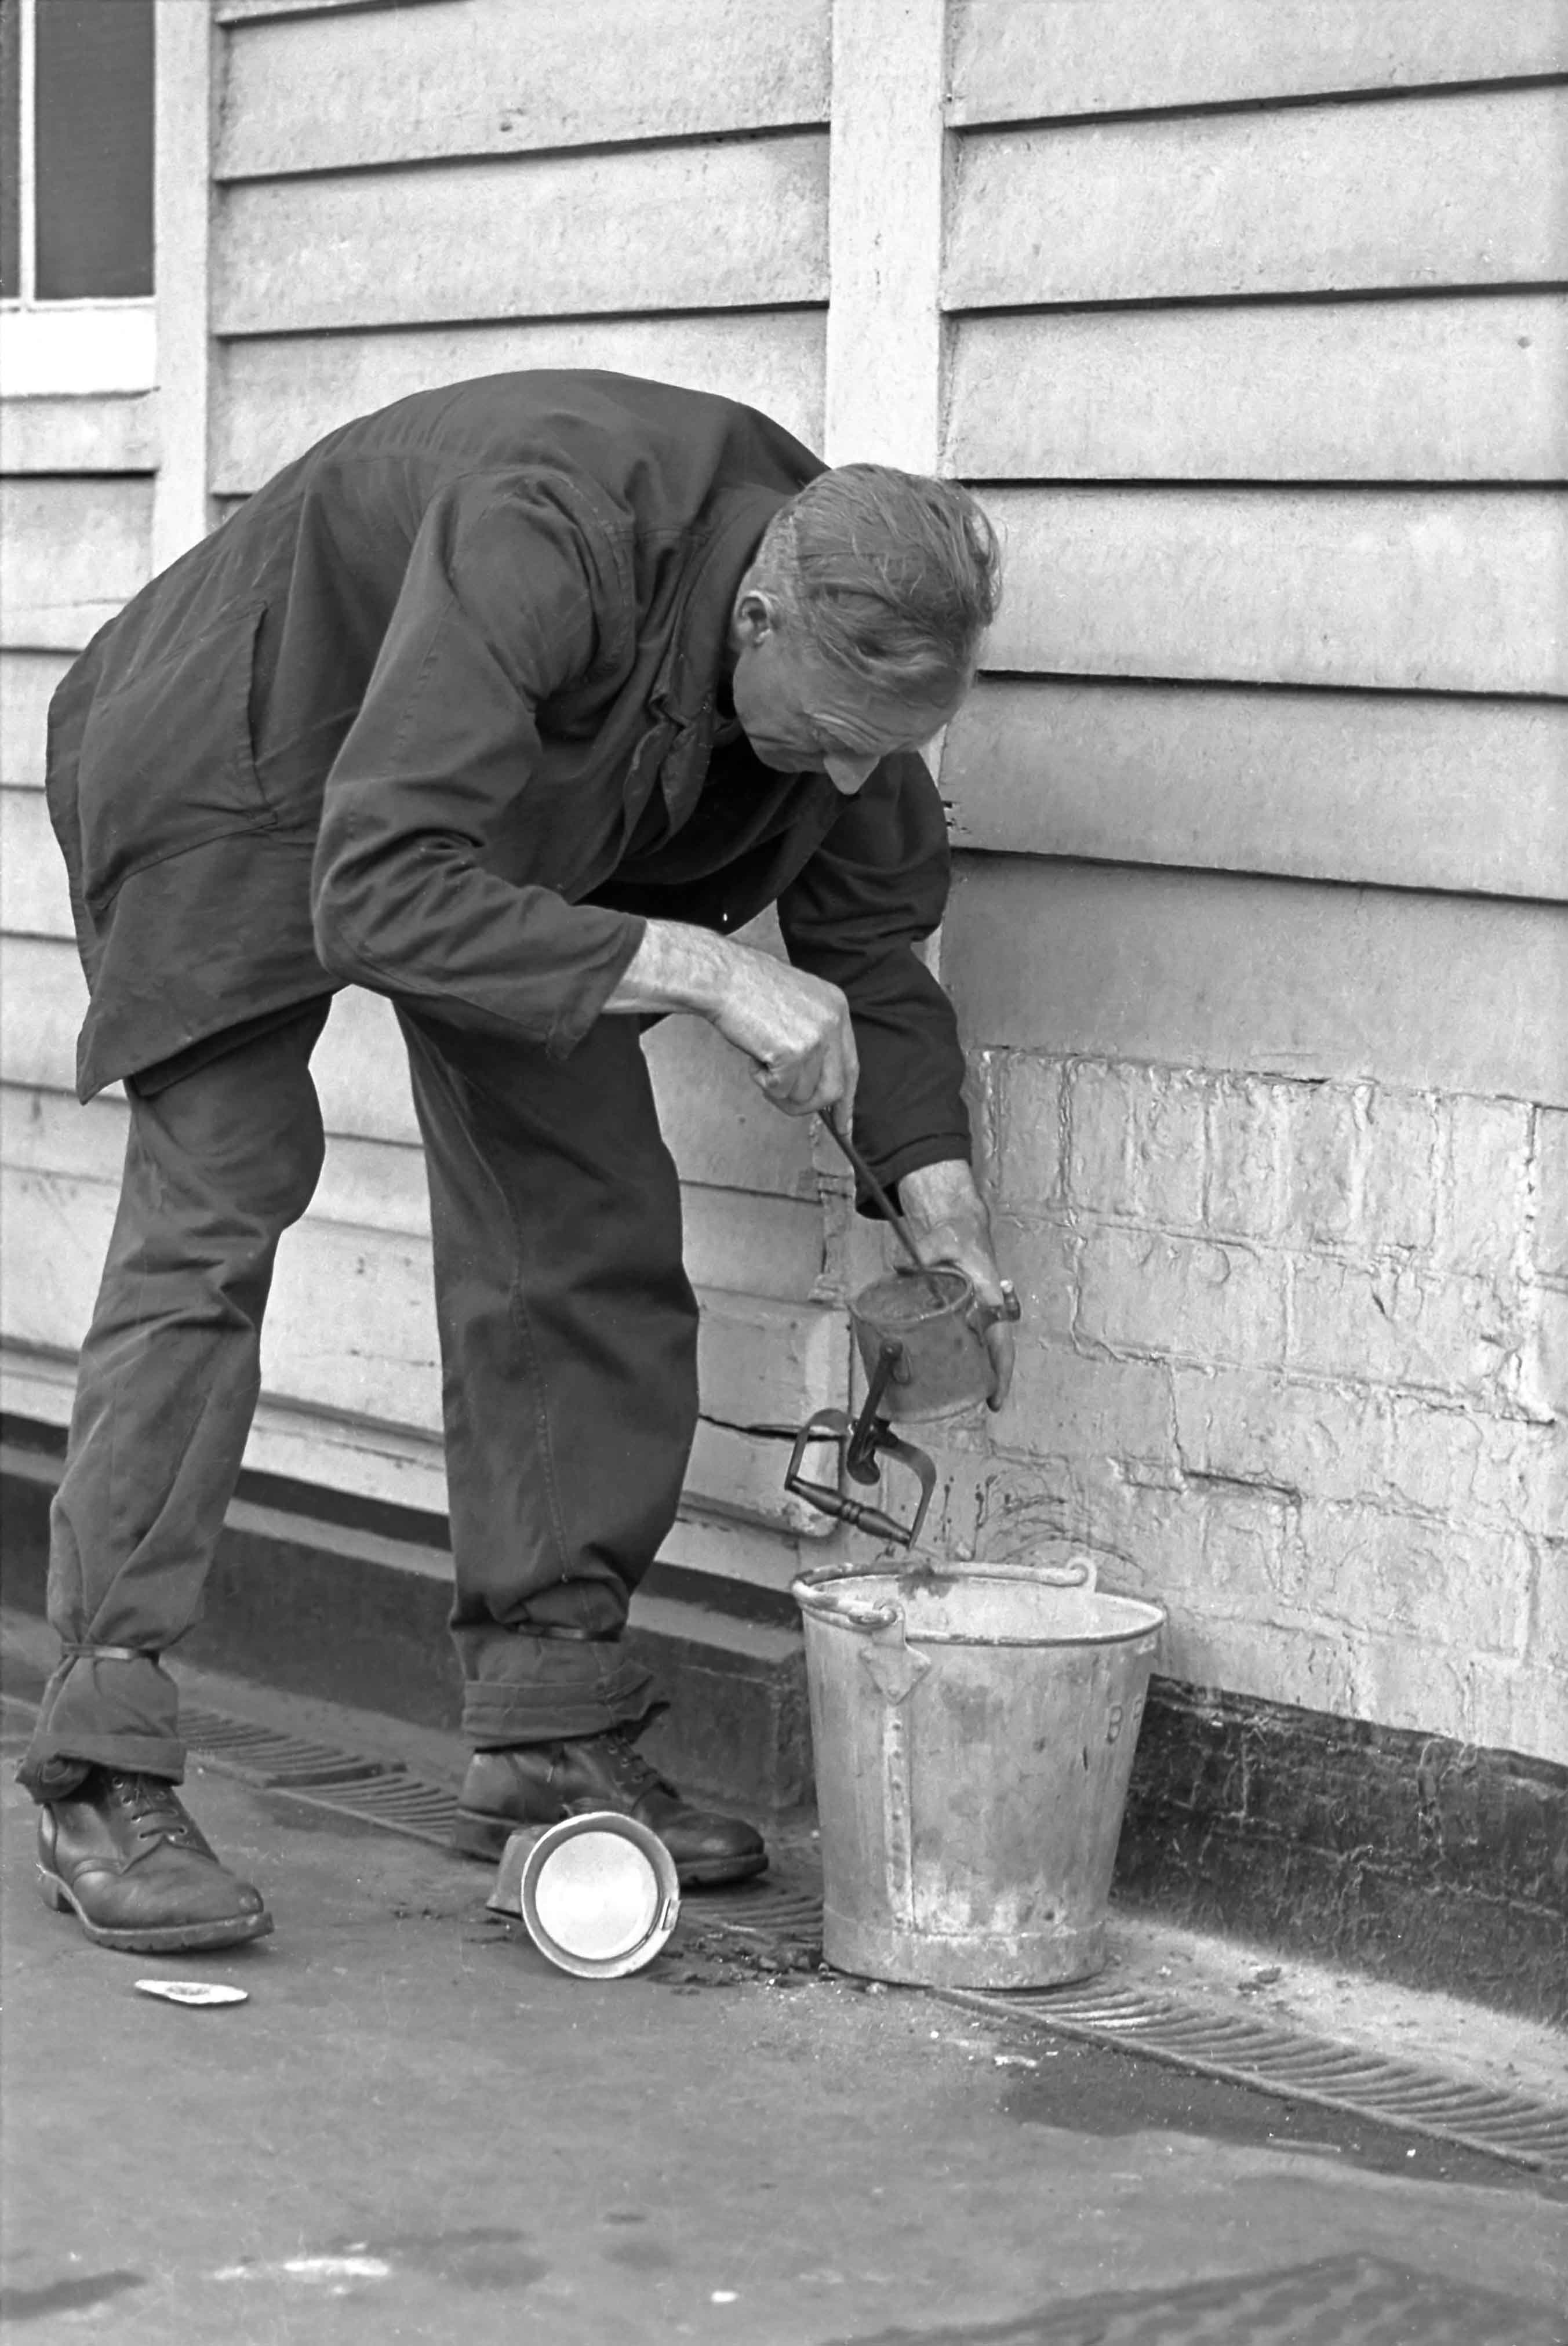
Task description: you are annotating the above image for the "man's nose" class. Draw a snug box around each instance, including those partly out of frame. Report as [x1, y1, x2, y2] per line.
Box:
[823, 750, 879, 794]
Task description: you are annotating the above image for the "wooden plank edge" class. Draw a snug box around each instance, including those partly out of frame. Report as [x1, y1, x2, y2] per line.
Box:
[0, 394, 159, 475]
[944, 70, 1568, 133]
[212, 116, 832, 187]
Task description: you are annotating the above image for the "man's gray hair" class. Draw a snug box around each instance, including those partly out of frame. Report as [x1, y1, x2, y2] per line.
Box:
[756, 464, 1001, 707]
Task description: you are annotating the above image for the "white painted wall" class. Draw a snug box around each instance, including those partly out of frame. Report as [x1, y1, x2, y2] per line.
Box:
[932, 0, 1568, 1762]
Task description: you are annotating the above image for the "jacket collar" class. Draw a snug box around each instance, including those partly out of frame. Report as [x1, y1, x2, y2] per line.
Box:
[645, 483, 790, 827]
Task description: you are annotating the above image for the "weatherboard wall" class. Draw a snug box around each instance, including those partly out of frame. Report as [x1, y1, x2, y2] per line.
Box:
[932, 0, 1567, 1765]
[1, 0, 1565, 1763]
[0, 0, 863, 1597]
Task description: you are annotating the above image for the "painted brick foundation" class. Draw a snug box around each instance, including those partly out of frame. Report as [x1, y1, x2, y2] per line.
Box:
[929, 1053, 1566, 1769]
[1122, 1679, 1566, 2025]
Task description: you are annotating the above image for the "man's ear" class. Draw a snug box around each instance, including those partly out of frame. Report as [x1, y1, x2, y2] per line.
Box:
[732, 580, 783, 648]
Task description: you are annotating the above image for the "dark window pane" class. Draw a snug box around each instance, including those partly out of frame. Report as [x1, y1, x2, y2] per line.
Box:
[35, 0, 154, 300]
[1, 0, 20, 299]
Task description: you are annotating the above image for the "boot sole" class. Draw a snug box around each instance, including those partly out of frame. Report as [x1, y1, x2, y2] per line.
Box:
[37, 1865, 274, 1955]
[452, 1809, 768, 1890]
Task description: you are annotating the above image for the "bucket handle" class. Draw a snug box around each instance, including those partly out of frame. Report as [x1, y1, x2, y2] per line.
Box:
[790, 1567, 932, 1698]
[791, 1563, 901, 1632]
[792, 1553, 1098, 1618]
[941, 1552, 1099, 1593]
[1008, 1552, 1099, 1593]
[858, 1601, 931, 1707]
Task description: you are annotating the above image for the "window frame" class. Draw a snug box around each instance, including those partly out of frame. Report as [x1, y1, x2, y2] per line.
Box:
[0, 0, 157, 394]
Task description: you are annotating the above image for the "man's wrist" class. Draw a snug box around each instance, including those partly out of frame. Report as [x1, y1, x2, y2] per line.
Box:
[603, 919, 735, 1019]
[897, 1156, 987, 1234]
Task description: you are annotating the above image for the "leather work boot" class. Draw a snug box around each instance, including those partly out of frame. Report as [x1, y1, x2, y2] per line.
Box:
[454, 1730, 767, 1887]
[36, 1768, 274, 1954]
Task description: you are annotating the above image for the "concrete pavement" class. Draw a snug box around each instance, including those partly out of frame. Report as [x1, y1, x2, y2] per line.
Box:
[3, 1686, 1566, 2346]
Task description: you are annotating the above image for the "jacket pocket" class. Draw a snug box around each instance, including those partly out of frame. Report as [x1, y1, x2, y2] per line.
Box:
[77, 598, 275, 914]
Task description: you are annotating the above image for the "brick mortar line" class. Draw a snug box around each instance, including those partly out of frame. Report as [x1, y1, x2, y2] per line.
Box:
[980, 1045, 1560, 1116]
[973, 1049, 1565, 1283]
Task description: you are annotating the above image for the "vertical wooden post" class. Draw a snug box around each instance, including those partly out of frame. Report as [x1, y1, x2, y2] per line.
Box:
[824, 0, 948, 472]
[151, 0, 216, 570]
[820, 0, 956, 1159]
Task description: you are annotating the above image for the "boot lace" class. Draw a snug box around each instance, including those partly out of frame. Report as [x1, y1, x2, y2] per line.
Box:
[106, 1772, 201, 1850]
[598, 1729, 679, 1805]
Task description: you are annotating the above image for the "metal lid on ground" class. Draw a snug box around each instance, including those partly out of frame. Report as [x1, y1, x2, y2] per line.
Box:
[489, 1813, 681, 1979]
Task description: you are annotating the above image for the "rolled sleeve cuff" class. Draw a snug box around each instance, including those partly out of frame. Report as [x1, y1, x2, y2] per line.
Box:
[861, 1131, 973, 1212]
[330, 905, 647, 1061]
[544, 914, 647, 1059]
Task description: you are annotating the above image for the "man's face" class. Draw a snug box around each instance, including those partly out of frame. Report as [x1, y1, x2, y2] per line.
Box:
[729, 594, 954, 796]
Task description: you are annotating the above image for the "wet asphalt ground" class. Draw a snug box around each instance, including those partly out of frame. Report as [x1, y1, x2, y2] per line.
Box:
[2, 1689, 1565, 2345]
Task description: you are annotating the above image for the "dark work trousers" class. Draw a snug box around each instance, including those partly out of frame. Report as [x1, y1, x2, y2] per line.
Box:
[20, 997, 699, 1791]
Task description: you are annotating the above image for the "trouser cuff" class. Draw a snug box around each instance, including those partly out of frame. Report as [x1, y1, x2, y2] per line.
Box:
[17, 1651, 184, 1798]
[461, 1646, 660, 1748]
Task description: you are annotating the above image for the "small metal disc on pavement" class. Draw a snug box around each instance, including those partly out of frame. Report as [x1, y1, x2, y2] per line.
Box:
[134, 1980, 249, 2006]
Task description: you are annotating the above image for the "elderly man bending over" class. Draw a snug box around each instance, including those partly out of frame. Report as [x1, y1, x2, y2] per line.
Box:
[21, 370, 1011, 1952]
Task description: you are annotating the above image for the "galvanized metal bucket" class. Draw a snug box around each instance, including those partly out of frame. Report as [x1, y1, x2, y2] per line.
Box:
[791, 1552, 1164, 1989]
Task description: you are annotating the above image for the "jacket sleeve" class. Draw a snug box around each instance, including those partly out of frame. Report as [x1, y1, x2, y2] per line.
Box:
[777, 750, 970, 1195]
[311, 470, 644, 1054]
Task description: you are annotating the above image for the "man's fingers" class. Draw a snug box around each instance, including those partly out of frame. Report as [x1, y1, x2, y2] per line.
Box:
[837, 1036, 859, 1134]
[753, 1063, 815, 1114]
[713, 953, 858, 1122]
[984, 1317, 1016, 1412]
[898, 1210, 1017, 1410]
[751, 1019, 857, 1121]
[753, 1057, 834, 1116]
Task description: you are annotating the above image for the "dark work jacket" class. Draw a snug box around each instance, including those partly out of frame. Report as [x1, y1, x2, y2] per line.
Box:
[45, 371, 968, 1188]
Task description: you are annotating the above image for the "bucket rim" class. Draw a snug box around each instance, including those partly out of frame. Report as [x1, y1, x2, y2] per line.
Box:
[791, 1556, 1166, 1647]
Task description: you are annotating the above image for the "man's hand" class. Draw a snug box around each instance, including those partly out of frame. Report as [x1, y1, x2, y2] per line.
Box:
[897, 1159, 1016, 1410]
[604, 920, 858, 1123]
[712, 945, 858, 1122]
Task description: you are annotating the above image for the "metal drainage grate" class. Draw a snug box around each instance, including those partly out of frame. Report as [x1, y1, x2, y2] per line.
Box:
[936, 1981, 1568, 2178]
[275, 1774, 461, 1841]
[682, 1880, 826, 1940]
[181, 1707, 401, 1788]
[942, 2253, 1568, 2346]
[182, 1707, 460, 1846]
